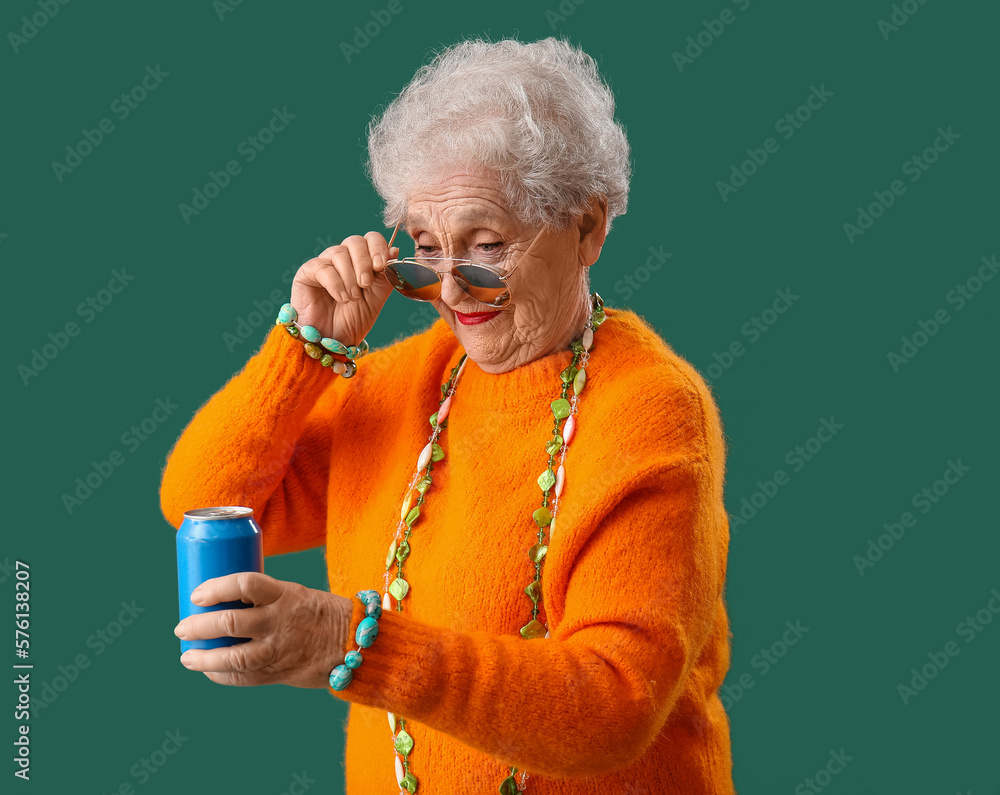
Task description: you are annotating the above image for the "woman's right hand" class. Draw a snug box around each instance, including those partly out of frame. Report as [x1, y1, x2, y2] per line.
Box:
[290, 231, 399, 347]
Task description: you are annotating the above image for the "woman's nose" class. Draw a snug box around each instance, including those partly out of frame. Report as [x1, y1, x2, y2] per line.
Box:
[439, 269, 469, 305]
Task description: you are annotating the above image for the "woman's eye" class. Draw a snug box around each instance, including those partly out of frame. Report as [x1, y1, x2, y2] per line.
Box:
[416, 245, 439, 254]
[477, 241, 503, 254]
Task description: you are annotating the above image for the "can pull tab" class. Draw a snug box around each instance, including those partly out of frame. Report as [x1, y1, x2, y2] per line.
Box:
[182, 506, 254, 520]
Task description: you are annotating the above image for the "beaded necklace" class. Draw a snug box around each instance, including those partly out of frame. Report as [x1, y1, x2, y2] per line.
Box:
[379, 292, 606, 794]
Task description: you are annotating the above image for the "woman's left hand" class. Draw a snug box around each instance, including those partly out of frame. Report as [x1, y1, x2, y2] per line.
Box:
[173, 572, 352, 689]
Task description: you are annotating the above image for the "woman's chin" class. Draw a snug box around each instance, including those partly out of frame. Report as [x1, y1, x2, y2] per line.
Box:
[452, 328, 512, 372]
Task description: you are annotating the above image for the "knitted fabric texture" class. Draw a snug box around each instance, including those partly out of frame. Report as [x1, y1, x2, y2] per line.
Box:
[159, 306, 736, 793]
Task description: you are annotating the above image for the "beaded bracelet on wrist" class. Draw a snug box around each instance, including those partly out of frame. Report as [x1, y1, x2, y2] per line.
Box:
[329, 590, 383, 690]
[275, 303, 370, 379]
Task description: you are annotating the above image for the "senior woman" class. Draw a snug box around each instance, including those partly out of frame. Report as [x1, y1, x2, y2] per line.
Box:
[160, 37, 734, 794]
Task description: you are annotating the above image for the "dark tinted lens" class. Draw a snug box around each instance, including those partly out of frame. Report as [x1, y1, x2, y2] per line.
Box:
[385, 261, 441, 301]
[454, 264, 508, 305]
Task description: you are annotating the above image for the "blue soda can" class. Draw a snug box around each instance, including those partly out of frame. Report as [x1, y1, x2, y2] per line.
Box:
[176, 506, 264, 653]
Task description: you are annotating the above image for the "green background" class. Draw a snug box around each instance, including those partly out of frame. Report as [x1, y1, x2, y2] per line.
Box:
[4, 0, 998, 792]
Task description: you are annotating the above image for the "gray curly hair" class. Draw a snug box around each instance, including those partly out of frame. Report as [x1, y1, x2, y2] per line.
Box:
[366, 37, 631, 234]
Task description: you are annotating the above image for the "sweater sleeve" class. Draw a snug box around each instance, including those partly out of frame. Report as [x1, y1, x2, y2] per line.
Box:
[328, 455, 729, 779]
[159, 324, 348, 556]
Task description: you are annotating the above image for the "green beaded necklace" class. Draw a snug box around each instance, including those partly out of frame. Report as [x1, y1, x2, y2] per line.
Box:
[380, 292, 607, 794]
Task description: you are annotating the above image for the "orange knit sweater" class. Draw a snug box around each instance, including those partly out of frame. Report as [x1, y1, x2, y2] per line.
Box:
[160, 305, 736, 793]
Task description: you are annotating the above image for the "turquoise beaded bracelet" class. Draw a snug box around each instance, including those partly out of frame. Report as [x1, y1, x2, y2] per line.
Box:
[275, 303, 370, 379]
[329, 590, 382, 691]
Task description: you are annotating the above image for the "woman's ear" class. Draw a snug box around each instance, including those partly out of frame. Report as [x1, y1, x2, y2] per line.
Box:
[577, 196, 609, 267]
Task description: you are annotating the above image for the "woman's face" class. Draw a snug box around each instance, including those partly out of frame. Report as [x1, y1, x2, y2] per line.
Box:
[404, 170, 606, 374]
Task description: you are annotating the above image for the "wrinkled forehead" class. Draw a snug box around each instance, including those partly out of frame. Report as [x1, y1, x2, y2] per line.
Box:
[403, 170, 518, 235]
[406, 205, 507, 233]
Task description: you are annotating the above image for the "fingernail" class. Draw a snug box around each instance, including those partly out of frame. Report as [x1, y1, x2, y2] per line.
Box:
[174, 623, 187, 638]
[190, 589, 203, 603]
[374, 254, 384, 271]
[180, 652, 192, 666]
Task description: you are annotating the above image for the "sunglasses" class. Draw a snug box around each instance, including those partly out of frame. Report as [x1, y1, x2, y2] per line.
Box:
[380, 221, 523, 308]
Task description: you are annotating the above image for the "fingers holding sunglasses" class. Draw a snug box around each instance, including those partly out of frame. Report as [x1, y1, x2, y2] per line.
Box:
[311, 251, 356, 305]
[332, 234, 399, 298]
[331, 237, 373, 301]
[290, 258, 392, 350]
[288, 229, 403, 348]
[363, 231, 399, 281]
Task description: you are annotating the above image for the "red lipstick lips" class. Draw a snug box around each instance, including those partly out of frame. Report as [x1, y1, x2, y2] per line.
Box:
[455, 310, 501, 326]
